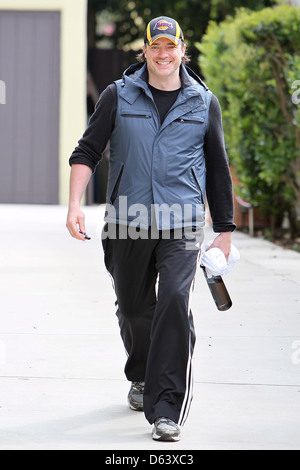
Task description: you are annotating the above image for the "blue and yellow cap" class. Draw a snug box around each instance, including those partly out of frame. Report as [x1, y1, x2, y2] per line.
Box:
[144, 16, 184, 46]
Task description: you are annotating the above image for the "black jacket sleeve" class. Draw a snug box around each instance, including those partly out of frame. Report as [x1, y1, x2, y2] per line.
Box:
[204, 95, 236, 233]
[69, 84, 117, 172]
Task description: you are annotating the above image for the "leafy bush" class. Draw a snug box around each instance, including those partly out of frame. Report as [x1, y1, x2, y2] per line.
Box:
[198, 4, 300, 237]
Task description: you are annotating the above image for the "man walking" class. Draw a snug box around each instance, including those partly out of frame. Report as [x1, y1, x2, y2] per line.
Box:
[66, 16, 236, 442]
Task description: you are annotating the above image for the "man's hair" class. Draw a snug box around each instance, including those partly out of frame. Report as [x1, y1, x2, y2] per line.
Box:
[136, 42, 191, 65]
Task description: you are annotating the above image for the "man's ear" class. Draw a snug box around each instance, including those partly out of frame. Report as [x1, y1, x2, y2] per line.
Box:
[143, 44, 147, 60]
[181, 43, 186, 58]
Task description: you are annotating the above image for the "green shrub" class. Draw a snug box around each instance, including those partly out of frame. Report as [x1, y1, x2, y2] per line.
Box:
[198, 4, 300, 237]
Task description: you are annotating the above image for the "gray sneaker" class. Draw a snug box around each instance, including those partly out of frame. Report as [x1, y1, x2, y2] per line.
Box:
[127, 382, 145, 411]
[152, 417, 181, 442]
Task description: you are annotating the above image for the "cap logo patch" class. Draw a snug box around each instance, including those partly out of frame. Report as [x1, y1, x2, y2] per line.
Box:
[154, 20, 173, 31]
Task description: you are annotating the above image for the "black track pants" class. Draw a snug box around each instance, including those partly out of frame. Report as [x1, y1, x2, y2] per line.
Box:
[102, 225, 203, 425]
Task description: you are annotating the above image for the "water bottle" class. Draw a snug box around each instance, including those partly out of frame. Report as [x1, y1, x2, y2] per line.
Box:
[201, 265, 232, 311]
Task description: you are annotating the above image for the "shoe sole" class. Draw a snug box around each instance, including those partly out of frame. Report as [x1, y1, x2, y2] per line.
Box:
[152, 431, 181, 442]
[127, 399, 144, 412]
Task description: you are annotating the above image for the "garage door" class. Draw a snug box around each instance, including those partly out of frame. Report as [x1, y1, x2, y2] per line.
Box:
[0, 10, 60, 204]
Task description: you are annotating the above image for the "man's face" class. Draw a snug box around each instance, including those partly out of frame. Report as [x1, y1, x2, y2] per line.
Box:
[143, 37, 186, 83]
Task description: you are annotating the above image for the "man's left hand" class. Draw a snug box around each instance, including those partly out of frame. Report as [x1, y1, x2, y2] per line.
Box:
[206, 232, 232, 261]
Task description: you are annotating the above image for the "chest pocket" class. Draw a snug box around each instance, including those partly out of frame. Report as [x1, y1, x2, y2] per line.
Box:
[121, 109, 152, 119]
[174, 115, 205, 125]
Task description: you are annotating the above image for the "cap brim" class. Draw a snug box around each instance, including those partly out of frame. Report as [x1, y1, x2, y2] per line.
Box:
[148, 34, 181, 46]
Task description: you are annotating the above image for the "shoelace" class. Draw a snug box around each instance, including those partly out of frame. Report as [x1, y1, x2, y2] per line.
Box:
[132, 382, 145, 393]
[156, 418, 177, 427]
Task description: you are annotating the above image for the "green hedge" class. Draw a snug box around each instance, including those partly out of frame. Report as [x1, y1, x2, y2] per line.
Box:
[198, 4, 300, 236]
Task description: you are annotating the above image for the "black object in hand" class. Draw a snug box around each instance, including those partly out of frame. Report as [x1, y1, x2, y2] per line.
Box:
[78, 230, 91, 240]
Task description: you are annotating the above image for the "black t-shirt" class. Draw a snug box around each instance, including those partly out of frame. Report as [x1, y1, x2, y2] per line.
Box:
[69, 82, 236, 233]
[148, 84, 181, 124]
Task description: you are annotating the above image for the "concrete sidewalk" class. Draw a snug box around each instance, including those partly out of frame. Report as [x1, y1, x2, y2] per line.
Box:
[0, 204, 299, 450]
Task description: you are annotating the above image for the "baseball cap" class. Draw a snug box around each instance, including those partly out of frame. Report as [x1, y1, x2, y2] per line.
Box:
[144, 16, 184, 46]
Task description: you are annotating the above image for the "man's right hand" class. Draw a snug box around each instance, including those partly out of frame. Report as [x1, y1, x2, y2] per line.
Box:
[66, 205, 87, 241]
[66, 164, 93, 241]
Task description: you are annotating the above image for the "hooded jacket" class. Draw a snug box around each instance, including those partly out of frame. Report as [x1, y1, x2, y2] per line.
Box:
[104, 62, 212, 230]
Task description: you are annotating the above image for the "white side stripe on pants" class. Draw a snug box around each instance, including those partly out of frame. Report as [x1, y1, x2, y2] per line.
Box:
[178, 276, 196, 426]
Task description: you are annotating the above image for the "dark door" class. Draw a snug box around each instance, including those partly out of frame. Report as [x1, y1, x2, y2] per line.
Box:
[0, 10, 60, 204]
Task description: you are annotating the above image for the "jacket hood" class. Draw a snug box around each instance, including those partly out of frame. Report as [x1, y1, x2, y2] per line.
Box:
[122, 62, 209, 91]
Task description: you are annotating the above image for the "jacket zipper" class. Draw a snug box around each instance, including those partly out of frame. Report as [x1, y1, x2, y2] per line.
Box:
[191, 167, 204, 204]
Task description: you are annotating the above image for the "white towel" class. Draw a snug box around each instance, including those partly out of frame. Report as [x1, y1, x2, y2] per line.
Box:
[200, 241, 240, 277]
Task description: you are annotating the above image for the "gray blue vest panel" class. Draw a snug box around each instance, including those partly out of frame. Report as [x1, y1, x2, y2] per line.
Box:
[105, 63, 212, 230]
